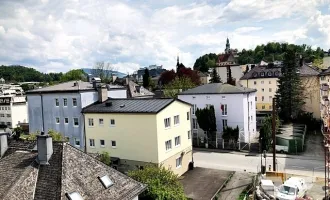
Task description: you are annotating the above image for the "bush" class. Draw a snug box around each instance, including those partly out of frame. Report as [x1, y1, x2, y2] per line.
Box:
[99, 151, 111, 166]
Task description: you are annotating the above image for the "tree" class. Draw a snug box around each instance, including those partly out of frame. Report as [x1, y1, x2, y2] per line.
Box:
[177, 67, 201, 85]
[195, 106, 217, 142]
[226, 67, 236, 86]
[159, 70, 176, 85]
[92, 62, 115, 83]
[20, 84, 31, 91]
[276, 46, 305, 122]
[13, 126, 23, 141]
[259, 115, 280, 152]
[143, 68, 150, 88]
[99, 151, 111, 165]
[193, 53, 218, 72]
[222, 126, 239, 147]
[164, 77, 196, 98]
[60, 69, 87, 82]
[209, 68, 221, 83]
[128, 165, 187, 200]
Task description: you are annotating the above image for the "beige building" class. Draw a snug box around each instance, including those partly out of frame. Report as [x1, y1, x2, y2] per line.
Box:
[82, 98, 193, 176]
[198, 72, 211, 85]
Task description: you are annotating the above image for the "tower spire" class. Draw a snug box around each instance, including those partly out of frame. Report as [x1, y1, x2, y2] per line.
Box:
[225, 37, 230, 54]
[177, 53, 179, 66]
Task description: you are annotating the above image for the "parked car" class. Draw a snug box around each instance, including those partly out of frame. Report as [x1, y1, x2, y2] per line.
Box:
[276, 145, 288, 153]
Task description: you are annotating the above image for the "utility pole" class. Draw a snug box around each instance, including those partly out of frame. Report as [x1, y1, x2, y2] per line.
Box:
[272, 97, 276, 171]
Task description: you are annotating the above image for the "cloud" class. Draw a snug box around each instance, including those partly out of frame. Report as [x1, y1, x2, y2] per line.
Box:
[234, 27, 263, 34]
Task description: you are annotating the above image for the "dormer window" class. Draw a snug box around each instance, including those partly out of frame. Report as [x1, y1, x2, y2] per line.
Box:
[98, 175, 114, 189]
[267, 71, 273, 77]
[260, 72, 265, 77]
[274, 71, 280, 76]
[65, 192, 83, 200]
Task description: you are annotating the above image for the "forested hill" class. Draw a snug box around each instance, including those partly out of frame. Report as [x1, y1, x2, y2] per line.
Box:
[0, 65, 63, 82]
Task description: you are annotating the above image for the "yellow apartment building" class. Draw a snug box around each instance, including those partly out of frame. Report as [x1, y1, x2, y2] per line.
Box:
[82, 98, 193, 176]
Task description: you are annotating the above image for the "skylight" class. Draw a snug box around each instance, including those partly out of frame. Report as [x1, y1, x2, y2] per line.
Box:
[98, 175, 114, 189]
[66, 192, 83, 200]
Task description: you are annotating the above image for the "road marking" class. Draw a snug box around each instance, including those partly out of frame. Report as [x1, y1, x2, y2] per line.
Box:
[290, 166, 306, 169]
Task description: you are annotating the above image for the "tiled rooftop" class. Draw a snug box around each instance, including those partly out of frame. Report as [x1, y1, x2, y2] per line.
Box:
[178, 83, 256, 95]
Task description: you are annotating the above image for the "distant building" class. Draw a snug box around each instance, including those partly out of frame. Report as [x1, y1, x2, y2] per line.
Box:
[0, 134, 146, 199]
[26, 80, 127, 149]
[133, 65, 166, 83]
[0, 95, 28, 128]
[198, 72, 211, 85]
[127, 81, 155, 98]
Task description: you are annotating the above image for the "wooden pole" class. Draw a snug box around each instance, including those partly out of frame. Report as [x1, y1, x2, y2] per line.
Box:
[272, 97, 276, 171]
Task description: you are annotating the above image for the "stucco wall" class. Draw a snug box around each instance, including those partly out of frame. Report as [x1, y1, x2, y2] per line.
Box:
[161, 150, 192, 176]
[216, 65, 243, 84]
[108, 89, 127, 98]
[11, 104, 28, 128]
[301, 76, 320, 119]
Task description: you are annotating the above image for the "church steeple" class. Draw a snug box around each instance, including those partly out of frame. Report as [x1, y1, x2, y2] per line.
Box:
[177, 54, 179, 66]
[225, 37, 230, 53]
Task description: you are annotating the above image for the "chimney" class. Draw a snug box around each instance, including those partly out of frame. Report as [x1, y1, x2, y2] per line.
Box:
[125, 77, 129, 85]
[0, 133, 8, 158]
[36, 132, 53, 165]
[98, 86, 108, 103]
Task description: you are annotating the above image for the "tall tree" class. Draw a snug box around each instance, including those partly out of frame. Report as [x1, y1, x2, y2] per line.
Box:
[209, 68, 221, 83]
[195, 106, 217, 142]
[159, 70, 176, 85]
[177, 67, 201, 85]
[226, 67, 236, 86]
[193, 53, 218, 72]
[276, 46, 305, 122]
[163, 77, 196, 98]
[60, 69, 87, 82]
[143, 68, 150, 88]
[128, 165, 187, 200]
[92, 62, 115, 83]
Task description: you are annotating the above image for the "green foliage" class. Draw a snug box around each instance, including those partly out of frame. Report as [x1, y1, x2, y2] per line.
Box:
[164, 77, 196, 98]
[13, 126, 23, 140]
[210, 68, 221, 83]
[99, 151, 111, 165]
[259, 115, 280, 151]
[143, 69, 150, 88]
[275, 46, 305, 122]
[193, 53, 218, 72]
[195, 106, 217, 141]
[48, 129, 66, 141]
[294, 112, 320, 131]
[222, 126, 239, 142]
[26, 134, 37, 141]
[60, 69, 87, 82]
[128, 165, 187, 200]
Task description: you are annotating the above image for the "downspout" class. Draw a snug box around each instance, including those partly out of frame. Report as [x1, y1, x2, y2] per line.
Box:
[40, 93, 45, 132]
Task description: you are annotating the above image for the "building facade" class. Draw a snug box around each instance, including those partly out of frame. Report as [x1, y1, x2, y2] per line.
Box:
[0, 96, 28, 128]
[82, 98, 193, 176]
[26, 80, 127, 149]
[178, 83, 257, 145]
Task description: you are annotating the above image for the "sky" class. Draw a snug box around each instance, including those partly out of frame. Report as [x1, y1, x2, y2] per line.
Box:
[1, 0, 330, 74]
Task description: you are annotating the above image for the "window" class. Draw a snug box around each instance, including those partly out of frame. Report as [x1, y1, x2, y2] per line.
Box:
[89, 139, 95, 147]
[321, 76, 325, 80]
[261, 81, 264, 84]
[269, 96, 272, 102]
[269, 105, 272, 109]
[111, 140, 117, 148]
[63, 98, 67, 106]
[254, 81, 257, 85]
[66, 192, 84, 200]
[262, 105, 265, 109]
[165, 140, 172, 151]
[251, 116, 253, 121]
[88, 118, 94, 126]
[188, 130, 191, 139]
[269, 81, 271, 84]
[222, 119, 228, 129]
[221, 104, 227, 116]
[260, 72, 265, 77]
[5, 107, 7, 110]
[100, 139, 105, 147]
[98, 175, 113, 189]
[6, 122, 11, 126]
[110, 119, 115, 126]
[99, 118, 104, 125]
[73, 118, 79, 126]
[72, 98, 77, 106]
[255, 97, 257, 101]
[164, 117, 171, 128]
[193, 118, 198, 129]
[250, 101, 252, 107]
[269, 88, 272, 92]
[74, 138, 80, 147]
[192, 104, 197, 115]
[55, 117, 60, 124]
[8, 107, 10, 110]
[55, 98, 59, 106]
[0, 114, 4, 117]
[176, 156, 182, 168]
[262, 96, 264, 101]
[262, 88, 264, 92]
[174, 115, 180, 125]
[187, 112, 190, 120]
[64, 118, 69, 124]
[222, 96, 226, 100]
[175, 136, 181, 146]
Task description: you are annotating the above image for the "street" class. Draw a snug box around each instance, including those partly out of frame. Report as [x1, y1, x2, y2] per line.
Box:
[193, 150, 325, 178]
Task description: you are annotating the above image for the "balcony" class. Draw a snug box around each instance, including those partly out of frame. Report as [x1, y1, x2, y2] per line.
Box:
[322, 84, 329, 91]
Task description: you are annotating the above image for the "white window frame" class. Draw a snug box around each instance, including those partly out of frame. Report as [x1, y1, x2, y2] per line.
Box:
[55, 117, 60, 124]
[6, 114, 11, 118]
[110, 119, 115, 127]
[72, 98, 77, 107]
[222, 119, 228, 129]
[55, 98, 59, 107]
[111, 140, 117, 148]
[64, 118, 69, 124]
[88, 118, 94, 127]
[174, 115, 180, 126]
[165, 140, 172, 151]
[221, 104, 227, 116]
[192, 104, 197, 115]
[193, 118, 198, 130]
[99, 118, 104, 126]
[100, 139, 105, 147]
[89, 139, 95, 148]
[74, 138, 80, 147]
[176, 156, 182, 168]
[73, 118, 79, 127]
[164, 117, 171, 129]
[63, 98, 68, 107]
[188, 130, 191, 139]
[175, 136, 181, 147]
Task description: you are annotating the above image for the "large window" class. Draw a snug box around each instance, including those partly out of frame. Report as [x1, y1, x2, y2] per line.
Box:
[165, 140, 172, 151]
[55, 98, 59, 107]
[72, 98, 77, 106]
[222, 119, 228, 129]
[88, 118, 94, 127]
[176, 156, 182, 168]
[164, 117, 171, 128]
[221, 104, 227, 116]
[174, 115, 180, 125]
[73, 118, 79, 126]
[175, 136, 181, 146]
[89, 139, 95, 147]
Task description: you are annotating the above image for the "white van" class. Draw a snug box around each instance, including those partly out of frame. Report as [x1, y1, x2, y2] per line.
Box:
[276, 177, 306, 200]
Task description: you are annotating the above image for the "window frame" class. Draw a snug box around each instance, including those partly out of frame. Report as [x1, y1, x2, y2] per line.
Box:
[165, 140, 172, 151]
[111, 140, 117, 148]
[175, 136, 181, 147]
[192, 118, 198, 129]
[64, 117, 69, 124]
[89, 139, 95, 148]
[110, 119, 115, 127]
[176, 156, 182, 168]
[100, 139, 105, 147]
[164, 117, 171, 128]
[222, 119, 228, 129]
[55, 117, 60, 124]
[88, 118, 94, 127]
[63, 98, 68, 107]
[192, 104, 197, 115]
[73, 117, 79, 127]
[99, 118, 104, 126]
[74, 138, 80, 147]
[6, 114, 11, 118]
[55, 98, 59, 107]
[187, 112, 190, 120]
[174, 115, 180, 126]
[221, 104, 228, 116]
[72, 98, 77, 107]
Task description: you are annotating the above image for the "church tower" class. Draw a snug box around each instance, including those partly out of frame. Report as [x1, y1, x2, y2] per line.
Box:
[225, 37, 230, 54]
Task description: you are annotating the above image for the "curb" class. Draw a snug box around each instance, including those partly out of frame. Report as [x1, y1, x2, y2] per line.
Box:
[211, 171, 235, 200]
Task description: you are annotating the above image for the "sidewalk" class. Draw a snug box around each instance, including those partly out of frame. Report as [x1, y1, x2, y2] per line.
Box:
[193, 147, 324, 161]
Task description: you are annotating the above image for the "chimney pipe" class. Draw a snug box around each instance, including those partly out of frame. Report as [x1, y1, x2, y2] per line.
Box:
[36, 134, 53, 165]
[98, 86, 108, 103]
[0, 133, 8, 158]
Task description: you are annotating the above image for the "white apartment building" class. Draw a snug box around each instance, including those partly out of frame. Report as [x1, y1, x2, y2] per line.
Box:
[178, 83, 257, 144]
[0, 95, 28, 128]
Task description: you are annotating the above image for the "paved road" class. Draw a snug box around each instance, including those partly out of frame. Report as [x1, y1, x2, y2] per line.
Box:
[193, 151, 325, 177]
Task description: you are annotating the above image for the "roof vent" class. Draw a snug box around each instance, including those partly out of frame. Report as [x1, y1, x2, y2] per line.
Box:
[98, 175, 114, 189]
[65, 192, 84, 200]
[105, 102, 112, 107]
[120, 104, 125, 108]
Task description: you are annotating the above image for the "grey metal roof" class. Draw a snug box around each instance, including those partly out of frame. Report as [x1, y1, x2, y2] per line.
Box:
[178, 83, 256, 95]
[82, 98, 189, 113]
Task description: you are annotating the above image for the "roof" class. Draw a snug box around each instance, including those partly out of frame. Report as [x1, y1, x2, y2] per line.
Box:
[240, 65, 282, 80]
[320, 66, 330, 76]
[0, 139, 146, 200]
[299, 64, 320, 77]
[178, 83, 256, 95]
[127, 81, 154, 98]
[82, 98, 191, 114]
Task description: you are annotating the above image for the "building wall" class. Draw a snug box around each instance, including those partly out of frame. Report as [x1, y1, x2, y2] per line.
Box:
[216, 65, 243, 84]
[301, 76, 321, 119]
[178, 93, 256, 143]
[108, 89, 127, 98]
[85, 113, 159, 163]
[200, 76, 210, 85]
[27, 95, 42, 132]
[11, 103, 28, 127]
[240, 78, 278, 112]
[242, 92, 257, 142]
